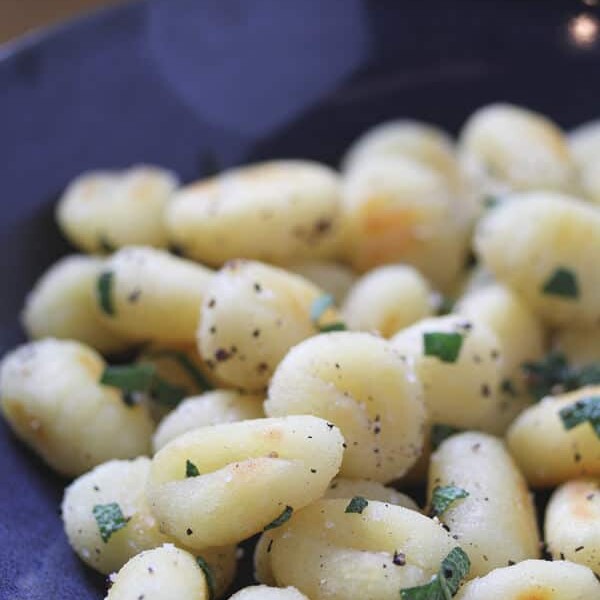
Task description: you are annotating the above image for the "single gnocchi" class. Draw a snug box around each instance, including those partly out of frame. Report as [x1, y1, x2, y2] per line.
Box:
[340, 155, 470, 290]
[21, 254, 130, 354]
[428, 432, 540, 577]
[506, 386, 600, 487]
[147, 415, 344, 548]
[475, 191, 600, 327]
[197, 260, 341, 391]
[153, 390, 264, 452]
[341, 265, 435, 338]
[95, 246, 213, 343]
[265, 331, 426, 482]
[545, 478, 600, 574]
[56, 165, 178, 253]
[104, 544, 210, 600]
[0, 339, 153, 476]
[62, 457, 236, 595]
[166, 160, 343, 266]
[263, 499, 462, 600]
[459, 103, 576, 200]
[454, 559, 600, 600]
[390, 315, 505, 432]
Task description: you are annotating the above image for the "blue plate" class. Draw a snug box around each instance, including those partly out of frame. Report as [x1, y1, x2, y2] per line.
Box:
[1, 0, 599, 597]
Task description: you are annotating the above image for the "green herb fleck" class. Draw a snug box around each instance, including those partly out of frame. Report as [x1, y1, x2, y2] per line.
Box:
[319, 322, 347, 333]
[522, 352, 600, 401]
[146, 350, 213, 391]
[186, 459, 200, 478]
[424, 332, 463, 363]
[93, 502, 129, 543]
[431, 424, 462, 450]
[542, 267, 579, 299]
[100, 363, 156, 393]
[400, 546, 470, 600]
[97, 271, 115, 316]
[345, 496, 368, 514]
[196, 555, 216, 600]
[264, 506, 293, 531]
[430, 486, 469, 517]
[150, 375, 188, 408]
[559, 396, 600, 439]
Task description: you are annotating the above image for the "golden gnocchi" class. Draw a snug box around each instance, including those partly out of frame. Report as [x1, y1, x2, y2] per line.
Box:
[265, 331, 425, 482]
[166, 160, 343, 267]
[0, 339, 153, 476]
[147, 415, 344, 548]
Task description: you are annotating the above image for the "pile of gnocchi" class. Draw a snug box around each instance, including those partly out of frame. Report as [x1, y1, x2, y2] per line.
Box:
[2, 103, 600, 599]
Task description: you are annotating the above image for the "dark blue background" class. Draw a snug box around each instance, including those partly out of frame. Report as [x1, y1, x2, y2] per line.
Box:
[1, 0, 599, 597]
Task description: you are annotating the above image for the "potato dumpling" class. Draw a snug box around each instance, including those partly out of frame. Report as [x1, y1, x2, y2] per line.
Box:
[153, 390, 264, 452]
[506, 386, 600, 488]
[197, 260, 340, 391]
[147, 416, 344, 549]
[0, 339, 153, 476]
[390, 315, 505, 432]
[105, 544, 209, 600]
[455, 559, 600, 600]
[341, 155, 469, 290]
[545, 479, 600, 574]
[455, 284, 546, 427]
[475, 192, 600, 327]
[166, 160, 343, 266]
[265, 332, 425, 482]
[289, 261, 356, 305]
[264, 499, 460, 600]
[22, 255, 129, 355]
[341, 119, 464, 190]
[62, 457, 236, 594]
[229, 586, 309, 600]
[428, 432, 539, 577]
[95, 246, 213, 344]
[554, 326, 600, 367]
[342, 265, 435, 338]
[324, 478, 419, 511]
[459, 103, 576, 200]
[56, 165, 178, 253]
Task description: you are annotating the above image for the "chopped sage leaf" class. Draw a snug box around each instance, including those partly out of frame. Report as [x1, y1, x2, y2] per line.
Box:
[319, 322, 347, 333]
[430, 485, 469, 517]
[542, 267, 579, 299]
[424, 332, 463, 363]
[93, 502, 129, 543]
[522, 352, 600, 401]
[264, 506, 293, 531]
[345, 496, 368, 514]
[431, 424, 462, 450]
[150, 375, 188, 408]
[97, 271, 115, 316]
[146, 350, 213, 391]
[559, 396, 600, 439]
[100, 363, 156, 394]
[196, 555, 216, 600]
[186, 459, 200, 478]
[400, 546, 470, 600]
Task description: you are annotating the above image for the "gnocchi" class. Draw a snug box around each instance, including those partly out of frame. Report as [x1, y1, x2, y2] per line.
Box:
[341, 265, 435, 338]
[197, 260, 341, 391]
[62, 457, 236, 595]
[475, 191, 600, 327]
[0, 339, 153, 476]
[166, 160, 343, 267]
[95, 246, 213, 343]
[229, 585, 309, 600]
[265, 331, 426, 482]
[506, 386, 600, 487]
[545, 478, 600, 574]
[147, 415, 344, 548]
[56, 166, 178, 253]
[21, 254, 130, 354]
[428, 432, 540, 577]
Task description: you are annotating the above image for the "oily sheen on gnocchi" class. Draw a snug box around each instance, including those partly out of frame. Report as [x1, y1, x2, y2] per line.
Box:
[3, 102, 600, 599]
